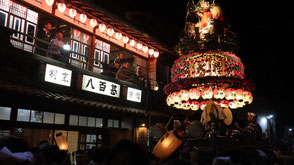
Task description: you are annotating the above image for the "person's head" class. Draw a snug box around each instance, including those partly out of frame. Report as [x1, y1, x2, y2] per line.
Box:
[56, 32, 63, 40]
[248, 112, 256, 123]
[117, 53, 123, 59]
[136, 66, 141, 74]
[44, 23, 52, 31]
[123, 62, 129, 68]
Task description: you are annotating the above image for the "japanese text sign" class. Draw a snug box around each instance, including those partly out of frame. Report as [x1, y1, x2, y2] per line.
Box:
[127, 87, 142, 103]
[44, 64, 72, 87]
[82, 74, 120, 98]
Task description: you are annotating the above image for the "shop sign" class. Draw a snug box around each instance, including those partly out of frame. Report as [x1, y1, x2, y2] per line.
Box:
[82, 74, 120, 98]
[127, 87, 142, 103]
[44, 64, 72, 87]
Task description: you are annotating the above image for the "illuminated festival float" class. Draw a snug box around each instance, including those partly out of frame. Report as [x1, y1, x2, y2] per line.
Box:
[153, 0, 256, 159]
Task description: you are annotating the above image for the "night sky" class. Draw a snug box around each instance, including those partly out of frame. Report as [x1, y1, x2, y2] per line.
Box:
[93, 0, 293, 126]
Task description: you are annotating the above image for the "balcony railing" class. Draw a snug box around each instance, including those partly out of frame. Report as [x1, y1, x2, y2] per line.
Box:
[4, 27, 159, 90]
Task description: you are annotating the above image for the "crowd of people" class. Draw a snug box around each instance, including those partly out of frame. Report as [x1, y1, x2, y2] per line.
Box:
[1, 134, 294, 165]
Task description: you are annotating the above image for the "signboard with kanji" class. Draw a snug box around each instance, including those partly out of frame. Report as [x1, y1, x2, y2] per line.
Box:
[82, 74, 120, 98]
[127, 87, 142, 103]
[44, 64, 72, 87]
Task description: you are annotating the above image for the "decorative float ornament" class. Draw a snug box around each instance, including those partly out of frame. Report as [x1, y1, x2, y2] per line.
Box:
[137, 43, 143, 50]
[122, 36, 129, 44]
[229, 101, 237, 109]
[200, 101, 206, 110]
[154, 51, 159, 58]
[99, 24, 106, 32]
[148, 48, 154, 55]
[183, 102, 190, 110]
[58, 3, 66, 13]
[130, 39, 136, 47]
[143, 46, 148, 53]
[107, 28, 114, 36]
[172, 92, 180, 104]
[115, 32, 122, 40]
[90, 19, 97, 28]
[80, 13, 87, 23]
[69, 8, 76, 18]
[45, 0, 54, 6]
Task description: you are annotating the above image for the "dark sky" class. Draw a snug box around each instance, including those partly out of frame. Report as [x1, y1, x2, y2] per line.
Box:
[94, 0, 293, 125]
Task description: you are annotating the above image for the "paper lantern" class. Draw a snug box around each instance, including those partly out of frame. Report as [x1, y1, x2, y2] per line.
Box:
[154, 51, 159, 58]
[166, 94, 174, 106]
[200, 101, 206, 110]
[130, 39, 136, 47]
[225, 88, 236, 100]
[189, 88, 200, 100]
[58, 3, 66, 13]
[172, 92, 180, 103]
[69, 8, 76, 18]
[229, 101, 237, 109]
[143, 46, 148, 53]
[99, 24, 106, 32]
[45, 0, 54, 6]
[153, 129, 184, 160]
[201, 87, 213, 100]
[178, 89, 189, 102]
[90, 19, 97, 28]
[107, 28, 114, 36]
[80, 14, 87, 23]
[243, 91, 253, 104]
[73, 29, 80, 38]
[137, 43, 143, 50]
[116, 32, 122, 40]
[235, 89, 244, 101]
[190, 101, 199, 111]
[213, 87, 225, 99]
[183, 102, 190, 110]
[122, 36, 129, 44]
[148, 48, 154, 55]
[83, 34, 89, 41]
[55, 132, 68, 150]
[177, 102, 183, 109]
[220, 100, 229, 108]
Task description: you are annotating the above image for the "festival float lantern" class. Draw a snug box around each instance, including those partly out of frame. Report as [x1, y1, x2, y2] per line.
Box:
[190, 101, 200, 111]
[90, 19, 97, 28]
[130, 39, 136, 47]
[148, 48, 154, 56]
[162, 0, 254, 112]
[137, 43, 143, 50]
[55, 132, 68, 150]
[178, 89, 189, 102]
[58, 3, 66, 13]
[80, 14, 87, 23]
[142, 46, 148, 53]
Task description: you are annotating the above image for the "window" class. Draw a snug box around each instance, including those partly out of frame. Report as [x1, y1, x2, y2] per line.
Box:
[17, 109, 30, 122]
[72, 41, 79, 59]
[82, 45, 89, 62]
[79, 133, 103, 150]
[30, 110, 43, 123]
[107, 119, 119, 128]
[87, 117, 95, 127]
[102, 52, 109, 64]
[0, 130, 10, 137]
[25, 22, 36, 44]
[54, 113, 65, 124]
[96, 118, 103, 128]
[0, 10, 8, 26]
[0, 106, 11, 120]
[94, 49, 101, 66]
[69, 115, 78, 126]
[12, 17, 21, 38]
[43, 112, 54, 124]
[78, 116, 87, 127]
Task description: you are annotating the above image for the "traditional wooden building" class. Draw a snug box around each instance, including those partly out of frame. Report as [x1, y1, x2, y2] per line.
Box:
[0, 0, 175, 152]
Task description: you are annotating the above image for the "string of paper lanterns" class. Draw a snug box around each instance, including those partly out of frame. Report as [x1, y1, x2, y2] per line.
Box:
[52, 0, 160, 57]
[166, 87, 253, 110]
